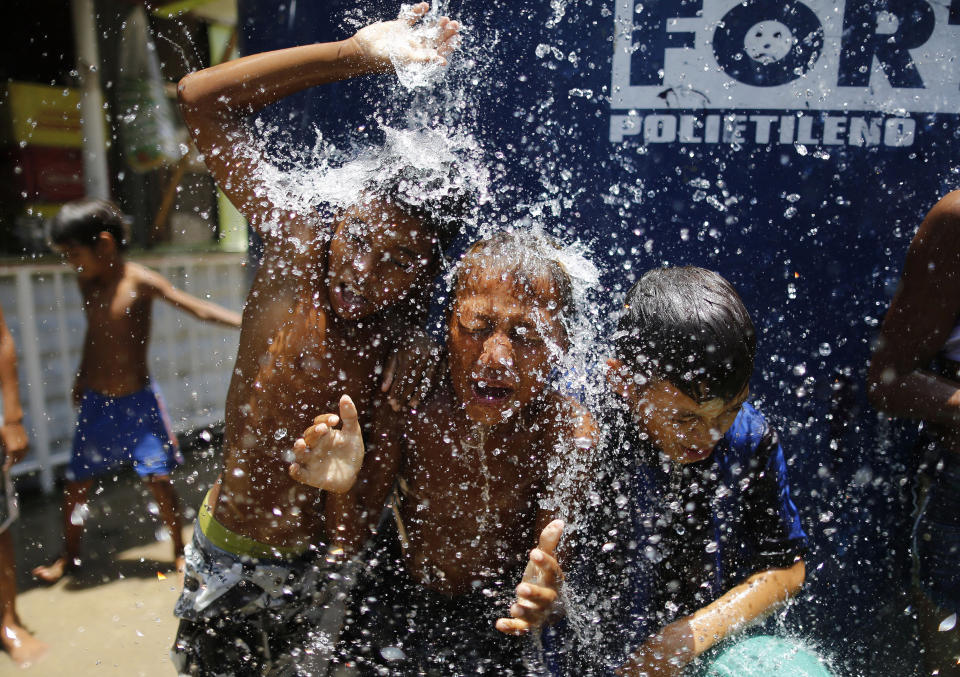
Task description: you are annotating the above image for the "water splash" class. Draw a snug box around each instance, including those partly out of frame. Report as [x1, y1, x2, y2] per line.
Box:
[391, 4, 459, 90]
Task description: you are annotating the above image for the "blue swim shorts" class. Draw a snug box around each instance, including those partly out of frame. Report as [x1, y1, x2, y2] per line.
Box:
[67, 382, 182, 482]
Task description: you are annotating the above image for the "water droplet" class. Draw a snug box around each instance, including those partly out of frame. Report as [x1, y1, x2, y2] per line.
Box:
[939, 613, 957, 632]
[380, 646, 406, 662]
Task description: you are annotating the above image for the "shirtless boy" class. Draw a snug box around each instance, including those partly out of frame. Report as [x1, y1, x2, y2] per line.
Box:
[293, 231, 595, 675]
[869, 191, 960, 675]
[33, 199, 242, 583]
[0, 304, 47, 667]
[169, 5, 464, 674]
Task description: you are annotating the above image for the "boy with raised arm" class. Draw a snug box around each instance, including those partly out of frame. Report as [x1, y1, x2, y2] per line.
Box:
[504, 267, 809, 676]
[170, 5, 464, 674]
[868, 191, 960, 676]
[293, 231, 595, 675]
[32, 199, 242, 585]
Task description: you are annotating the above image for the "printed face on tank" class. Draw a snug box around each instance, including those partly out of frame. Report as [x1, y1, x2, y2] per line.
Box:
[609, 0, 960, 147]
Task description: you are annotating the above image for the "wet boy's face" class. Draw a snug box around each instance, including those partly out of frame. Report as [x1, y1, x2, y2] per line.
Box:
[613, 365, 748, 464]
[448, 265, 566, 426]
[326, 200, 436, 321]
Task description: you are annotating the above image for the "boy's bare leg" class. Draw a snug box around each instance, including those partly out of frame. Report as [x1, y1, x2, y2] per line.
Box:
[144, 474, 185, 573]
[0, 530, 48, 666]
[31, 479, 93, 583]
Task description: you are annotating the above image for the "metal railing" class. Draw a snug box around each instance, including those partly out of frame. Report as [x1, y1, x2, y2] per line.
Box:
[0, 252, 246, 492]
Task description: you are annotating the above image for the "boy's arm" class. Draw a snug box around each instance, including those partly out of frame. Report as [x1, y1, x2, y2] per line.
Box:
[380, 328, 444, 411]
[176, 3, 459, 245]
[139, 266, 243, 329]
[867, 190, 960, 426]
[0, 306, 28, 469]
[616, 560, 806, 677]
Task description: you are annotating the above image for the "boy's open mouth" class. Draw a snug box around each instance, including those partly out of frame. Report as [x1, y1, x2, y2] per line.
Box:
[471, 379, 515, 402]
[333, 283, 367, 310]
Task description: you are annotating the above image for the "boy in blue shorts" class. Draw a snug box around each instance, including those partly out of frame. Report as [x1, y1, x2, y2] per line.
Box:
[503, 266, 808, 676]
[32, 199, 242, 582]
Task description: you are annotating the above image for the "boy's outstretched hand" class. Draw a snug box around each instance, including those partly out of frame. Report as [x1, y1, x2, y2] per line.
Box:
[350, 2, 461, 71]
[289, 395, 364, 494]
[496, 520, 565, 635]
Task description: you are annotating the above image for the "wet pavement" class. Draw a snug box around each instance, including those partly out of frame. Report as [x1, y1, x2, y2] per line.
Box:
[5, 437, 221, 675]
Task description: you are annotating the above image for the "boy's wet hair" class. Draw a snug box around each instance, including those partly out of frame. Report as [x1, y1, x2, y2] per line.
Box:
[49, 199, 130, 252]
[453, 230, 574, 337]
[364, 161, 474, 258]
[615, 266, 756, 402]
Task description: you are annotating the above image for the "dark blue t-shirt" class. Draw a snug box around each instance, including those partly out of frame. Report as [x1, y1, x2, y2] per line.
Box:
[548, 401, 808, 673]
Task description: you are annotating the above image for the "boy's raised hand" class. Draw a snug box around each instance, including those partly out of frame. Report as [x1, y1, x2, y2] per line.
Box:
[495, 520, 565, 635]
[288, 395, 365, 494]
[350, 3, 461, 71]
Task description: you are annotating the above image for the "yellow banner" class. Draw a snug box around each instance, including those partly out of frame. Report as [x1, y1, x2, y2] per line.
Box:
[0, 83, 83, 148]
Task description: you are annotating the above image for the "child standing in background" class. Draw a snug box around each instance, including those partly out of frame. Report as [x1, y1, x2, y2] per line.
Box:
[32, 199, 242, 582]
[0, 303, 47, 667]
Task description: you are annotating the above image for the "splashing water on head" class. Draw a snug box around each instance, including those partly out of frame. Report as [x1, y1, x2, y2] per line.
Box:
[247, 123, 488, 252]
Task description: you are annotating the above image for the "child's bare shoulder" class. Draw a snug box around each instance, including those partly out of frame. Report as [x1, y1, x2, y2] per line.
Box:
[127, 262, 172, 293]
[936, 189, 960, 216]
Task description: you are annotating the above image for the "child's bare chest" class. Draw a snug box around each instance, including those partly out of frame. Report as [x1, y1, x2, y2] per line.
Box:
[403, 418, 548, 523]
[83, 283, 148, 336]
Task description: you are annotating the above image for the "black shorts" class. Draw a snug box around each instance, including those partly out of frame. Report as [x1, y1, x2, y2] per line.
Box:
[335, 523, 537, 676]
[171, 525, 350, 677]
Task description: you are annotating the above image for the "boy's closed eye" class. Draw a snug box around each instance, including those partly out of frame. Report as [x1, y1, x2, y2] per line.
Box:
[382, 248, 418, 271]
[459, 319, 491, 336]
[511, 325, 544, 345]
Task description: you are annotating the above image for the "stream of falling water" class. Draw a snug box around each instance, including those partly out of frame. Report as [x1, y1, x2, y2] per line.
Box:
[460, 422, 492, 548]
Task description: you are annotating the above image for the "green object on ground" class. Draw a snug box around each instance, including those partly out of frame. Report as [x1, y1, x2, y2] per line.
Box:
[698, 635, 833, 677]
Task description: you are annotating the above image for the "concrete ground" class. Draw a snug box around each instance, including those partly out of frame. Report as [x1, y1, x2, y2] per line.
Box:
[4, 438, 221, 675]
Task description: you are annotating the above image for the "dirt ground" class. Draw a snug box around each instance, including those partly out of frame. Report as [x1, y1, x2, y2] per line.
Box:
[4, 439, 221, 675]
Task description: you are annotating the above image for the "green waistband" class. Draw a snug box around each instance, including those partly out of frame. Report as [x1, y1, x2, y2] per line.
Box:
[197, 489, 308, 560]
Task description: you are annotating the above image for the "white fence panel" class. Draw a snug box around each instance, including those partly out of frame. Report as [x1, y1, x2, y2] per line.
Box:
[0, 253, 246, 492]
